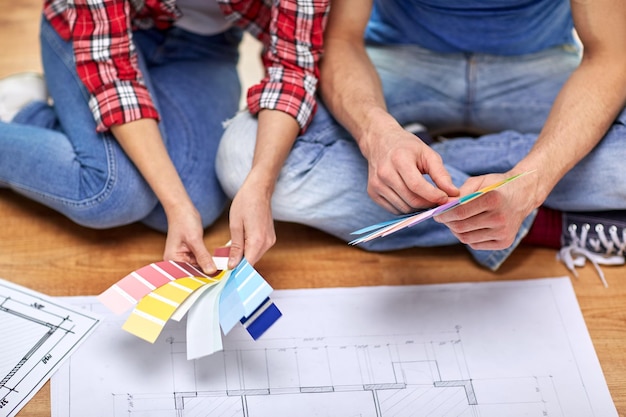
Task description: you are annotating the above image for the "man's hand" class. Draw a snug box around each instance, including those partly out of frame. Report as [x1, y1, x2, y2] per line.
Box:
[362, 118, 459, 214]
[434, 171, 539, 250]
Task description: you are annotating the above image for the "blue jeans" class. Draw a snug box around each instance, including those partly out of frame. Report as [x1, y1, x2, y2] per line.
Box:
[0, 18, 241, 232]
[216, 43, 626, 270]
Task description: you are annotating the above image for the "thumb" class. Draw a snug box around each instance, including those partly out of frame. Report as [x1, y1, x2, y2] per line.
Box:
[228, 242, 244, 270]
[228, 225, 245, 270]
[192, 244, 217, 275]
[430, 166, 459, 198]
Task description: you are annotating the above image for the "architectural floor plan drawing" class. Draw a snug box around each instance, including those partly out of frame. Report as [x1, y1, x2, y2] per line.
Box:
[51, 277, 617, 417]
[0, 278, 100, 417]
[104, 332, 560, 417]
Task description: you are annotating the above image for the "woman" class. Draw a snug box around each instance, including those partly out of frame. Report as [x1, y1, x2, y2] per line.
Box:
[0, 0, 328, 272]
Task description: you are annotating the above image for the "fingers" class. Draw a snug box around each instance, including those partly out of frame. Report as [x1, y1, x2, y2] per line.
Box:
[435, 192, 518, 249]
[162, 233, 217, 275]
[241, 233, 276, 266]
[371, 175, 448, 214]
[427, 160, 459, 198]
[449, 215, 517, 250]
[194, 246, 218, 275]
[180, 235, 216, 274]
[415, 147, 458, 201]
[228, 221, 276, 269]
[371, 150, 456, 213]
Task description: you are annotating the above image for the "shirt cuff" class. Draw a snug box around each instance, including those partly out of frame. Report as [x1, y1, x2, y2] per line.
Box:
[246, 73, 318, 133]
[89, 80, 160, 132]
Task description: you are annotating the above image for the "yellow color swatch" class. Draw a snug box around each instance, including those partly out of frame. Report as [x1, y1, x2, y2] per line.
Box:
[122, 276, 221, 343]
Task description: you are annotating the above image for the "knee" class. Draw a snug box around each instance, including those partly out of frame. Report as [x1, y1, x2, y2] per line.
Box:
[216, 111, 258, 198]
[69, 180, 158, 229]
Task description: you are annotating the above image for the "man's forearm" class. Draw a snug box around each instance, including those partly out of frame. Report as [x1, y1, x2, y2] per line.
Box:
[318, 0, 395, 156]
[320, 37, 391, 153]
[513, 0, 626, 207]
[514, 55, 626, 207]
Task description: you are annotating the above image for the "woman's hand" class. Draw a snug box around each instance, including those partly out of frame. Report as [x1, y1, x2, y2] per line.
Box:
[226, 174, 276, 269]
[111, 119, 216, 273]
[223, 109, 300, 269]
[163, 203, 216, 274]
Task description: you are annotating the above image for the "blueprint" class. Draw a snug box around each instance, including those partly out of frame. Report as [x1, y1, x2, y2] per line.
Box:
[0, 278, 100, 417]
[51, 277, 617, 417]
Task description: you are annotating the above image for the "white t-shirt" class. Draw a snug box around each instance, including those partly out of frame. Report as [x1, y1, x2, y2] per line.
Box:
[175, 0, 233, 36]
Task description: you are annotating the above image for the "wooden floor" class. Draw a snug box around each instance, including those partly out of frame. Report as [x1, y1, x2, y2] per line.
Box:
[2, 1, 626, 416]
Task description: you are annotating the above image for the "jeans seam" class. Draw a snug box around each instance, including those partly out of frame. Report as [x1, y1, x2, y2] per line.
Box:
[9, 136, 118, 209]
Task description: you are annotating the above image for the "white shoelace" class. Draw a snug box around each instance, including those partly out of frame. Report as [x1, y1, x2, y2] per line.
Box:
[557, 223, 626, 287]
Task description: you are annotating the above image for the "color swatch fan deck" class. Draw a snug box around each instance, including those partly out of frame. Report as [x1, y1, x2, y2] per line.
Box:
[97, 248, 281, 359]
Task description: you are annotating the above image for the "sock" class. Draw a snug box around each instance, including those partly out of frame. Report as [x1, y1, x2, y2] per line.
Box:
[521, 206, 563, 249]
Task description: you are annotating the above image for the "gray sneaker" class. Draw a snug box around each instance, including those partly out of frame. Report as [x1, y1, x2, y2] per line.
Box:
[558, 211, 626, 287]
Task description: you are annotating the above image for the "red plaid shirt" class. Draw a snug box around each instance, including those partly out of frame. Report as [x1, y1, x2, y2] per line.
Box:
[44, 0, 328, 132]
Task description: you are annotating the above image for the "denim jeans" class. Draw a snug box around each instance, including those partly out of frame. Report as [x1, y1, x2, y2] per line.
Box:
[216, 43, 626, 270]
[0, 17, 241, 232]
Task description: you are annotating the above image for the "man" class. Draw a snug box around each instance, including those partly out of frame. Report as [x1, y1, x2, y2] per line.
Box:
[217, 0, 626, 275]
